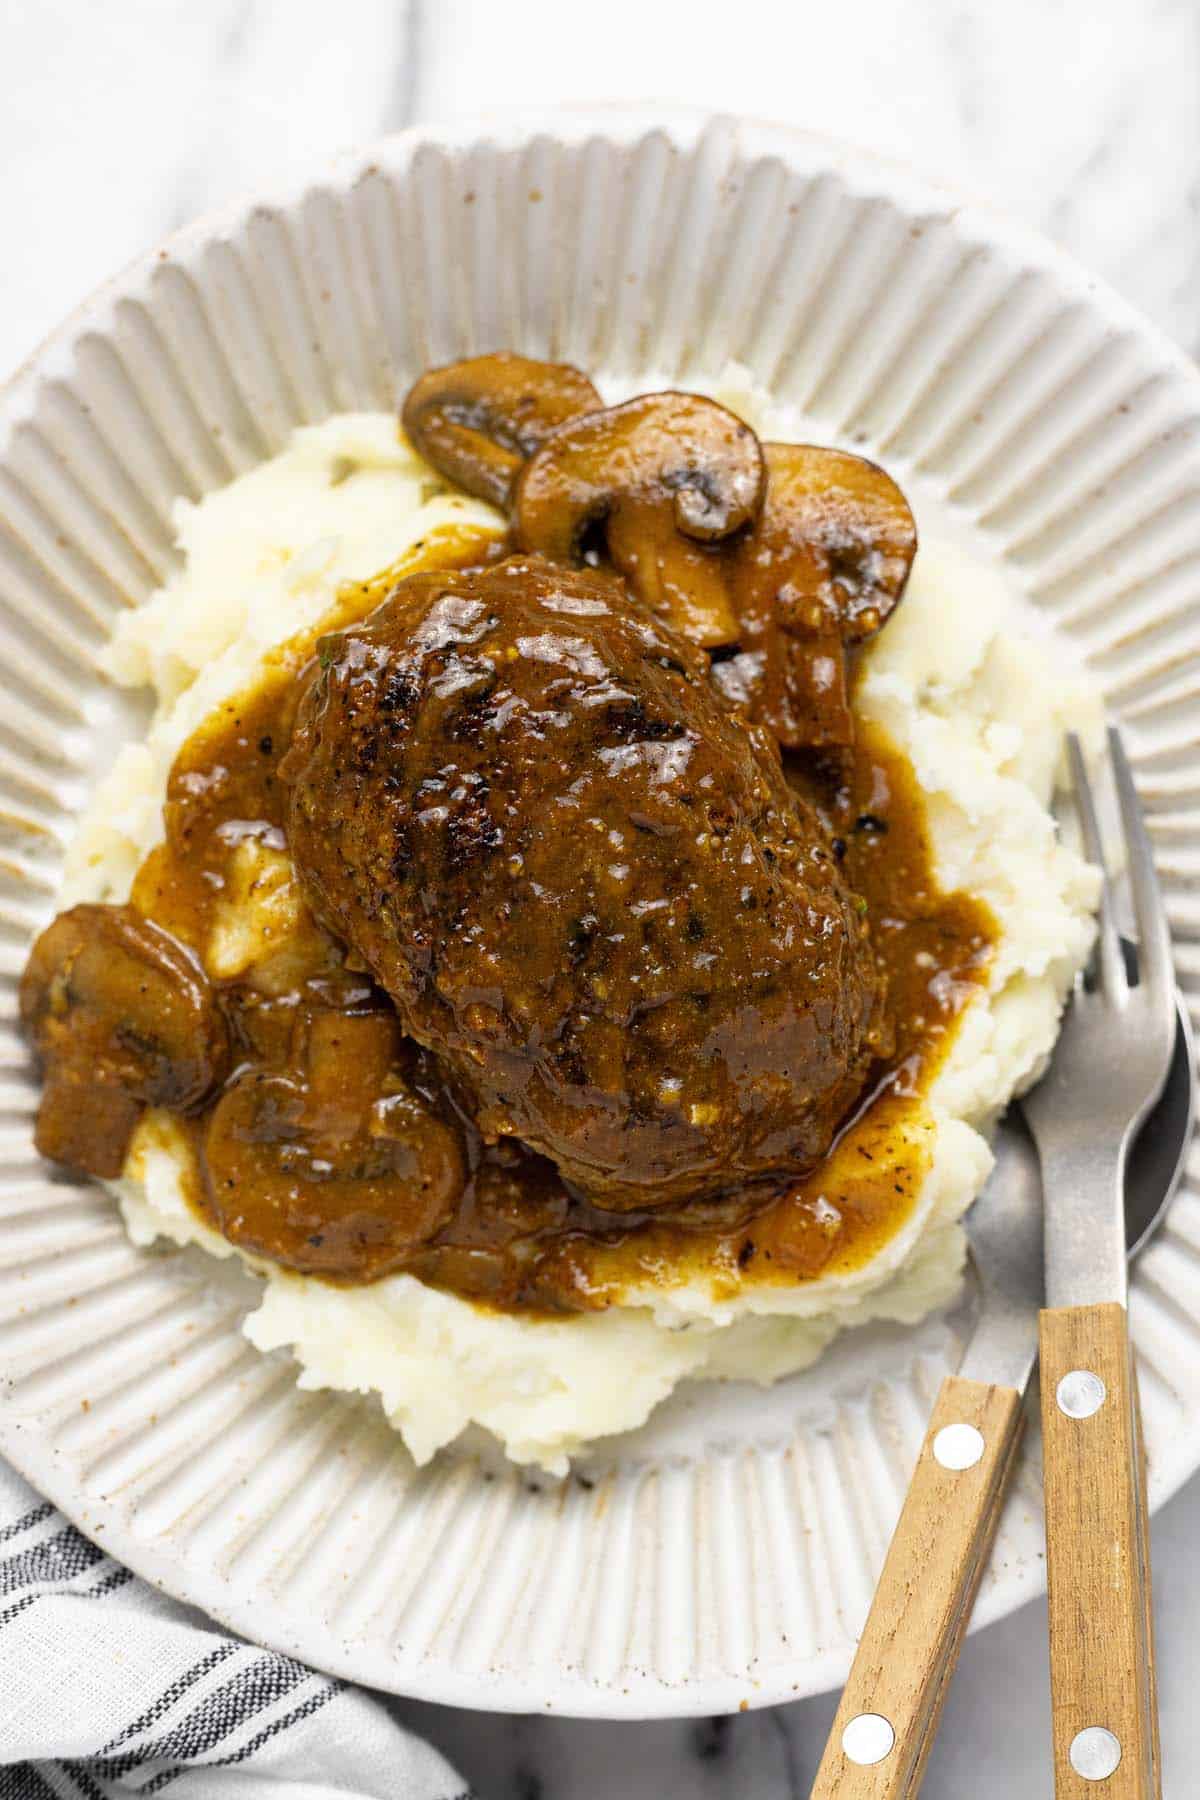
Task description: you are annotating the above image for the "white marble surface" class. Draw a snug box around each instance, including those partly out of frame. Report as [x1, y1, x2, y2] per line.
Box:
[3, 0, 1200, 1792]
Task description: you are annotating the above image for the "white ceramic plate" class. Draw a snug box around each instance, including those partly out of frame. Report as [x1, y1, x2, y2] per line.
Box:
[2, 107, 1200, 1719]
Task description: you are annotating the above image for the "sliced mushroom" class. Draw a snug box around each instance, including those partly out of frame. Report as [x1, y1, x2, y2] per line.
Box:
[514, 392, 766, 647]
[405, 1140, 572, 1307]
[19, 903, 230, 1177]
[201, 1007, 465, 1280]
[728, 444, 917, 747]
[712, 626, 854, 749]
[401, 353, 602, 508]
[604, 501, 743, 648]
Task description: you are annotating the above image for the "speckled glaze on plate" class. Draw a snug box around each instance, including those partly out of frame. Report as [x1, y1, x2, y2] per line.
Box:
[2, 107, 1200, 1718]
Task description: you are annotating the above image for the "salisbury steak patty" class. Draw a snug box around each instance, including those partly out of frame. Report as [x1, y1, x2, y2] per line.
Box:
[284, 556, 882, 1208]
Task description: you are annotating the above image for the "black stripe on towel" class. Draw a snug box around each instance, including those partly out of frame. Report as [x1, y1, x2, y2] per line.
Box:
[0, 1765, 62, 1800]
[95, 1643, 240, 1757]
[0, 1502, 53, 1549]
[82, 1653, 313, 1783]
[0, 1528, 105, 1599]
[63, 1764, 107, 1800]
[0, 1565, 132, 1633]
[137, 1679, 342, 1794]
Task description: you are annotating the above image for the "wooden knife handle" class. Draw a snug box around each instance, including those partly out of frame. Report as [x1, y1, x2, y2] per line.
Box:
[1039, 1302, 1160, 1798]
[810, 1375, 1025, 1798]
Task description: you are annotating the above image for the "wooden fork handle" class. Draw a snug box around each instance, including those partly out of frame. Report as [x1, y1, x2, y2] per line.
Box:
[810, 1375, 1024, 1798]
[1039, 1302, 1160, 1797]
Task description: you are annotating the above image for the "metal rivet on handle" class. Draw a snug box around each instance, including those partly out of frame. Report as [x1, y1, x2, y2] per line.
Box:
[1056, 1370, 1107, 1419]
[842, 1713, 895, 1766]
[932, 1423, 985, 1470]
[1070, 1727, 1122, 1780]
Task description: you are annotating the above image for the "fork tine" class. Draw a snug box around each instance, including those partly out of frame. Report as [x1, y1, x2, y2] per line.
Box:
[1109, 726, 1174, 1010]
[1067, 732, 1127, 1005]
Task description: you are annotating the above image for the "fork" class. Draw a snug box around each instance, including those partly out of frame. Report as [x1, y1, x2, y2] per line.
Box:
[1021, 728, 1175, 1799]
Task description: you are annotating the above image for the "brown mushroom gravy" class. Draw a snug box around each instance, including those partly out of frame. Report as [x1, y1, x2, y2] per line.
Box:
[61, 575, 989, 1311]
[22, 364, 996, 1316]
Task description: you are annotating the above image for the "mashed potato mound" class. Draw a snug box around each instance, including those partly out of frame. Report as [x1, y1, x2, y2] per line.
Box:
[66, 384, 1101, 1474]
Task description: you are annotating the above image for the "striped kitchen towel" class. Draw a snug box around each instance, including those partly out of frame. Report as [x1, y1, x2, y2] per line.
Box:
[0, 1460, 469, 1799]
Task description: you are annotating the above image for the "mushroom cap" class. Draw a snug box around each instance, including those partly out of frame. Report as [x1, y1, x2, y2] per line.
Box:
[514, 391, 765, 647]
[200, 1007, 465, 1279]
[514, 390, 766, 557]
[727, 443, 918, 747]
[401, 352, 602, 508]
[19, 903, 229, 1176]
[738, 443, 917, 642]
